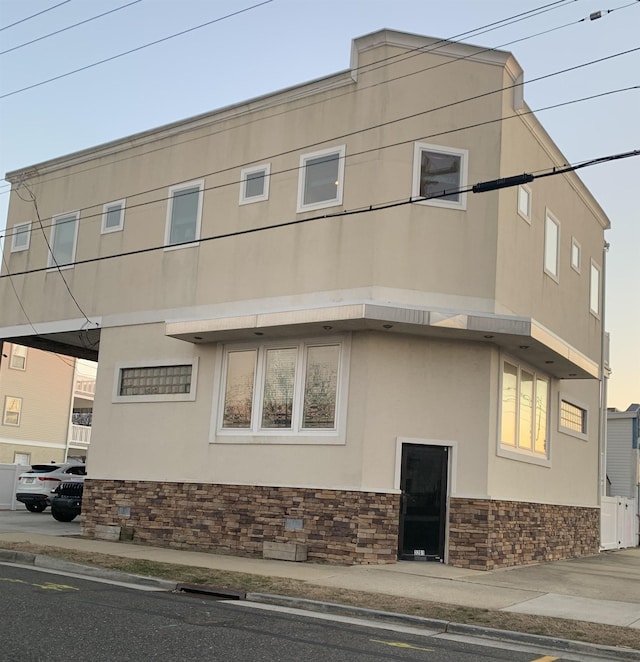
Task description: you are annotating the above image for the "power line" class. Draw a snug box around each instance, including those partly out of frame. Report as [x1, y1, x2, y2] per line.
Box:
[0, 0, 588, 195]
[0, 0, 72, 32]
[0, 1, 143, 57]
[0, 0, 274, 100]
[2, 148, 637, 280]
[2, 45, 637, 243]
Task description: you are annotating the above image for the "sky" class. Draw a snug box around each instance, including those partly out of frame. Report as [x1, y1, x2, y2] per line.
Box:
[0, 0, 638, 409]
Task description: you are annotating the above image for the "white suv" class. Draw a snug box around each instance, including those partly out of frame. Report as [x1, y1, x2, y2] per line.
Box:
[16, 463, 86, 512]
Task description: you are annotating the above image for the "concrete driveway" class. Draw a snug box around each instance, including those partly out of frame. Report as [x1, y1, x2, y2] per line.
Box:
[0, 509, 81, 537]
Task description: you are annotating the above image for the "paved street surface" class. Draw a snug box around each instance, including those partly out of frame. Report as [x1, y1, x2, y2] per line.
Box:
[0, 564, 616, 661]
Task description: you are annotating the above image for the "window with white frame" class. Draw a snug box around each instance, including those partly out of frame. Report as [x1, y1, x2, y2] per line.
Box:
[3, 396, 22, 426]
[101, 199, 125, 233]
[165, 180, 204, 248]
[559, 398, 587, 438]
[571, 237, 581, 273]
[9, 344, 27, 370]
[297, 146, 346, 212]
[113, 359, 198, 403]
[500, 360, 549, 458]
[48, 212, 79, 268]
[412, 142, 468, 209]
[544, 211, 560, 280]
[239, 164, 270, 204]
[218, 338, 347, 439]
[11, 222, 31, 252]
[517, 185, 531, 222]
[590, 261, 601, 316]
[14, 452, 30, 465]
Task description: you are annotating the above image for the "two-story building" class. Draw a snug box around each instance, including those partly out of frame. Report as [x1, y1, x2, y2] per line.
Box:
[0, 30, 609, 568]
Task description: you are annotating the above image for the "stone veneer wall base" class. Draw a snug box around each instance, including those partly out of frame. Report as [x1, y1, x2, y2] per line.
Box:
[82, 479, 399, 565]
[448, 497, 600, 570]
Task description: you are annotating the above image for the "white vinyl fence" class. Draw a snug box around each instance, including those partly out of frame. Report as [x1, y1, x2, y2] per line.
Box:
[601, 496, 638, 550]
[0, 464, 30, 510]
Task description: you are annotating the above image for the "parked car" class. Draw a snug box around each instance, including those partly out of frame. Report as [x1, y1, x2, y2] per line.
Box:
[16, 463, 86, 512]
[51, 481, 84, 522]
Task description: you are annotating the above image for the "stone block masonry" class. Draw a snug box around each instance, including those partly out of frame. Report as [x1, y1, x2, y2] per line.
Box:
[82, 479, 400, 564]
[448, 497, 600, 570]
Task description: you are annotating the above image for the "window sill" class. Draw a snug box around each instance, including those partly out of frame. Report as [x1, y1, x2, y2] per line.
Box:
[497, 445, 550, 467]
[213, 433, 345, 445]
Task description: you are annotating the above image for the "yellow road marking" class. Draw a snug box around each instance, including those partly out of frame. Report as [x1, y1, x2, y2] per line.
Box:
[370, 639, 434, 652]
[530, 657, 559, 661]
[0, 577, 78, 591]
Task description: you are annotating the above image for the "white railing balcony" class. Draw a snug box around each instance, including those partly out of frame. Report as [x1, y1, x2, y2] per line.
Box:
[70, 425, 91, 448]
[74, 378, 96, 398]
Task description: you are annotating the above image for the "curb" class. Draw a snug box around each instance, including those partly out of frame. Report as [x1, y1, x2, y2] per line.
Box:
[247, 593, 640, 661]
[0, 548, 177, 590]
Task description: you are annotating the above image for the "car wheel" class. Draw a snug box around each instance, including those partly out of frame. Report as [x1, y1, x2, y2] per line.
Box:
[25, 502, 46, 513]
[51, 507, 77, 522]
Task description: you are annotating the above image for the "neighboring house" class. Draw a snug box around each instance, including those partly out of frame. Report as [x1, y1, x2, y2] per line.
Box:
[0, 30, 609, 569]
[0, 341, 95, 464]
[606, 404, 640, 544]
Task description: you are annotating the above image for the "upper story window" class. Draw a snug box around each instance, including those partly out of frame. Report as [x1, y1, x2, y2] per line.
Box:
[517, 185, 531, 222]
[9, 344, 27, 370]
[239, 164, 270, 204]
[297, 146, 346, 213]
[544, 210, 560, 281]
[500, 359, 549, 460]
[412, 142, 468, 210]
[3, 396, 22, 427]
[113, 359, 198, 403]
[10, 222, 31, 252]
[101, 199, 125, 234]
[590, 261, 601, 317]
[216, 336, 349, 444]
[571, 237, 581, 273]
[165, 180, 204, 249]
[48, 211, 79, 269]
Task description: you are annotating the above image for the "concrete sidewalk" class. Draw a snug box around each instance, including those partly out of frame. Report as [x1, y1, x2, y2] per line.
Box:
[1, 528, 639, 631]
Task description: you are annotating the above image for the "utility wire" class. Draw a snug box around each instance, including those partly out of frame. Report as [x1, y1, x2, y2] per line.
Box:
[1, 0, 635, 201]
[0, 0, 588, 194]
[2, 148, 637, 280]
[2, 46, 637, 242]
[0, 0, 72, 32]
[0, 0, 274, 100]
[0, 1, 143, 57]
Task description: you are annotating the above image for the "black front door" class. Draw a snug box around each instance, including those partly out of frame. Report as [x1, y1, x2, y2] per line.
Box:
[398, 444, 448, 561]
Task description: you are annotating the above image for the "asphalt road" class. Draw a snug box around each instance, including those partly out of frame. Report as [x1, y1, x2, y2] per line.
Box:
[0, 564, 572, 662]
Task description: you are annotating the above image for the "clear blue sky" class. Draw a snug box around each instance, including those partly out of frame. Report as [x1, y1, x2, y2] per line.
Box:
[0, 0, 638, 408]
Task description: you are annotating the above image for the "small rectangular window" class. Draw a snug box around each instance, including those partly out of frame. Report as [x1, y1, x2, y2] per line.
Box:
[544, 211, 559, 280]
[14, 452, 31, 465]
[239, 164, 270, 204]
[590, 261, 601, 316]
[560, 399, 587, 436]
[297, 146, 346, 212]
[11, 222, 31, 252]
[517, 185, 531, 222]
[113, 360, 198, 403]
[101, 199, 125, 233]
[9, 344, 27, 371]
[571, 238, 581, 273]
[48, 212, 79, 268]
[412, 142, 468, 210]
[165, 180, 204, 249]
[3, 396, 22, 426]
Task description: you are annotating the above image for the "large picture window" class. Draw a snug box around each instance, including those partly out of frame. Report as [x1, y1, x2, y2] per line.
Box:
[412, 142, 468, 209]
[500, 360, 549, 459]
[297, 146, 346, 212]
[218, 338, 347, 441]
[165, 180, 204, 249]
[48, 212, 79, 268]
